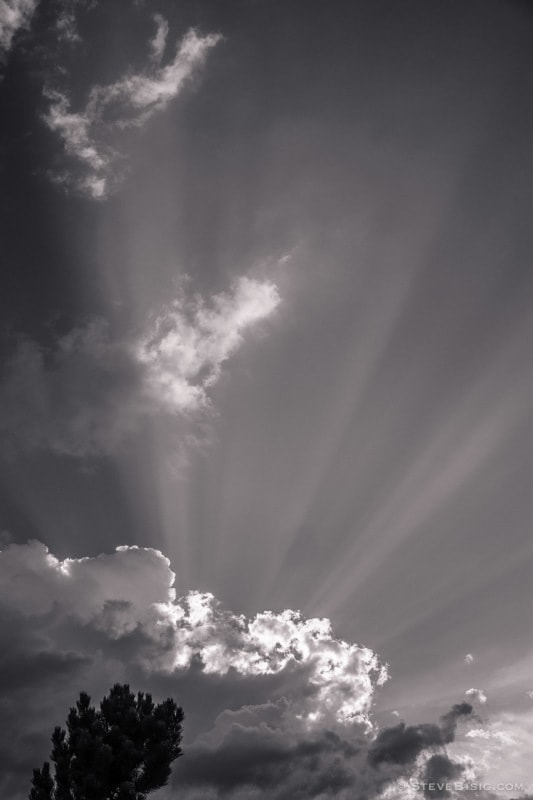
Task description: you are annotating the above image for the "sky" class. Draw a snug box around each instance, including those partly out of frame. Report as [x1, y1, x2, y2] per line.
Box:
[1, 0, 533, 798]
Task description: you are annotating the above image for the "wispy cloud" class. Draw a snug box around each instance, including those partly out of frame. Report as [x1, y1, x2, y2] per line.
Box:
[0, 0, 38, 60]
[149, 13, 168, 63]
[44, 24, 221, 197]
[54, 0, 83, 44]
[0, 277, 280, 457]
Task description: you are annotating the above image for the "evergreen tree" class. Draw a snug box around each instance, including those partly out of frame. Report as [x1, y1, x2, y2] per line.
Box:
[29, 684, 184, 800]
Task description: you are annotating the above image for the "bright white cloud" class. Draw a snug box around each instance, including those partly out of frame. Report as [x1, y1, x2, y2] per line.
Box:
[44, 25, 221, 197]
[464, 653, 474, 665]
[158, 593, 388, 727]
[0, 0, 38, 58]
[465, 687, 487, 705]
[0, 277, 280, 456]
[137, 277, 280, 414]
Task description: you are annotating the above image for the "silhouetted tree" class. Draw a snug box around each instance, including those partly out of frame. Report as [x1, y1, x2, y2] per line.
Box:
[29, 684, 184, 800]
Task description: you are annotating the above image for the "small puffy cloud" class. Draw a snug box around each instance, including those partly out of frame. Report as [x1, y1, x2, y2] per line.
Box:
[0, 0, 38, 60]
[464, 653, 474, 665]
[465, 687, 487, 705]
[44, 25, 221, 197]
[0, 276, 280, 457]
[526, 690, 533, 700]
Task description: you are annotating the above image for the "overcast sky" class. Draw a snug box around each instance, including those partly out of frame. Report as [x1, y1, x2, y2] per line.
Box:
[1, 1, 533, 798]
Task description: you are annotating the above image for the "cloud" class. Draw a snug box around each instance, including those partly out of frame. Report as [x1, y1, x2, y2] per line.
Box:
[367, 704, 473, 768]
[176, 712, 371, 799]
[174, 702, 473, 800]
[465, 688, 488, 705]
[159, 594, 388, 728]
[149, 13, 168, 62]
[420, 754, 464, 799]
[0, 0, 38, 60]
[0, 539, 495, 800]
[454, 711, 533, 795]
[0, 276, 280, 457]
[51, 0, 89, 44]
[464, 653, 474, 665]
[0, 539, 393, 800]
[44, 24, 221, 197]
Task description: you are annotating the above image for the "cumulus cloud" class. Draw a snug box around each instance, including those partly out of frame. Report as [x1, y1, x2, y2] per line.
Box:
[464, 653, 474, 665]
[158, 595, 388, 728]
[0, 539, 394, 800]
[0, 539, 386, 727]
[0, 276, 280, 457]
[465, 687, 488, 705]
[0, 0, 38, 60]
[44, 24, 221, 197]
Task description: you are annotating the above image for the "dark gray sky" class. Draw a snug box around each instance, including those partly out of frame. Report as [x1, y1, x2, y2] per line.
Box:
[1, 1, 533, 798]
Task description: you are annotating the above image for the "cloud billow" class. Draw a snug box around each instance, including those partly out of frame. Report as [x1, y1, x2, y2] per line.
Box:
[0, 277, 280, 457]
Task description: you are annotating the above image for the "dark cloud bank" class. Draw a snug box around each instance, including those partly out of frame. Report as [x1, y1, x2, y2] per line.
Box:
[173, 702, 474, 800]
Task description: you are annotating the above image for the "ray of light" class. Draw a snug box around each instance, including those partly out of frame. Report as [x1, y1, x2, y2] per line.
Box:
[305, 309, 532, 618]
